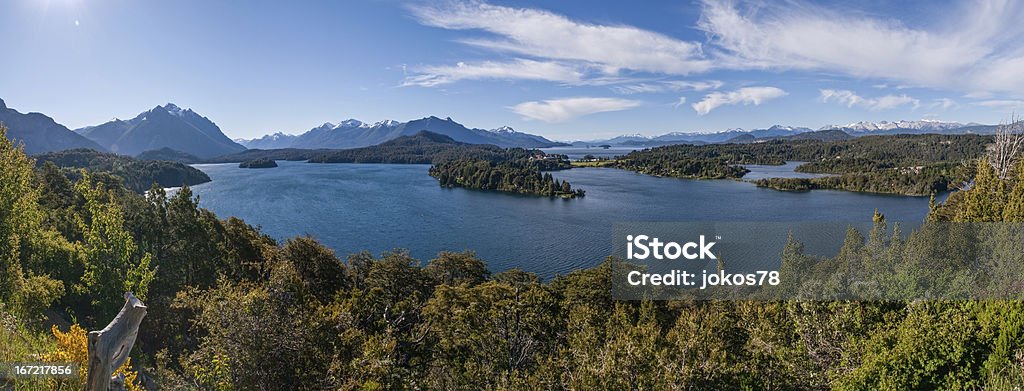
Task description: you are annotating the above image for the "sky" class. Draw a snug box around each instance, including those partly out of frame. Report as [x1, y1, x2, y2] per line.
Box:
[3, 0, 1024, 141]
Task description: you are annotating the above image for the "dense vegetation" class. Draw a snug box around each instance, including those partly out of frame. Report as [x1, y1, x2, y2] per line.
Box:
[430, 158, 584, 198]
[756, 162, 966, 195]
[136, 147, 202, 164]
[5, 124, 1024, 390]
[32, 148, 211, 193]
[616, 134, 990, 195]
[238, 158, 278, 169]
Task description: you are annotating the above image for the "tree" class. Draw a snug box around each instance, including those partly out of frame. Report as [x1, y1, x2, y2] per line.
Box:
[987, 115, 1024, 180]
[424, 251, 489, 286]
[282, 236, 347, 303]
[957, 159, 1005, 222]
[1003, 160, 1024, 221]
[0, 125, 63, 317]
[75, 171, 156, 323]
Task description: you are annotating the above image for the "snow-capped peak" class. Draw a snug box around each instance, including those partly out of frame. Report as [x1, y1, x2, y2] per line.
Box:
[377, 120, 400, 127]
[338, 119, 364, 128]
[490, 126, 517, 134]
[266, 132, 293, 140]
[162, 103, 185, 116]
[821, 119, 967, 132]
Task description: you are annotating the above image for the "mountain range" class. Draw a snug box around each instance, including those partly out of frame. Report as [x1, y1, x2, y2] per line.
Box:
[579, 121, 1001, 147]
[572, 125, 816, 147]
[820, 120, 996, 135]
[236, 117, 565, 150]
[0, 96, 1011, 157]
[0, 98, 105, 154]
[76, 104, 246, 158]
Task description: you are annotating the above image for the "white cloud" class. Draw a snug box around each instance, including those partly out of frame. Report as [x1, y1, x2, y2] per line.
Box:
[402, 59, 583, 87]
[820, 89, 920, 111]
[510, 97, 641, 122]
[611, 80, 724, 94]
[673, 97, 687, 108]
[409, 1, 711, 76]
[691, 86, 787, 115]
[405, 0, 1024, 105]
[697, 0, 1024, 94]
[975, 100, 1024, 110]
[930, 98, 959, 110]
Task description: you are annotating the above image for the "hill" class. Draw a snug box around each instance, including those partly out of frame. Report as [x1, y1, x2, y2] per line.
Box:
[209, 131, 559, 165]
[76, 103, 246, 158]
[777, 129, 853, 142]
[33, 148, 211, 193]
[0, 98, 106, 154]
[136, 147, 202, 164]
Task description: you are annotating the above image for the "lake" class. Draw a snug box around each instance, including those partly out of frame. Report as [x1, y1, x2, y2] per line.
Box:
[540, 146, 637, 160]
[187, 161, 932, 278]
[740, 161, 835, 181]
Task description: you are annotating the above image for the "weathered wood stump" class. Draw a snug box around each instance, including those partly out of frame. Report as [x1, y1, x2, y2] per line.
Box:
[86, 292, 147, 391]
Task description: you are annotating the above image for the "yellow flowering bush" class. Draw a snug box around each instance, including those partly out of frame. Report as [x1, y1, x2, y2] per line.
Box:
[41, 324, 142, 391]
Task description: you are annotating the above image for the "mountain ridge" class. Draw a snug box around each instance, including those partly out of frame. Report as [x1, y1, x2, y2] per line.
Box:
[574, 120, 1001, 147]
[0, 98, 107, 154]
[77, 103, 246, 158]
[236, 116, 566, 149]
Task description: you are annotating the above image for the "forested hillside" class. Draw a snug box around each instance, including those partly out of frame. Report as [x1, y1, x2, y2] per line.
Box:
[208, 131, 539, 164]
[33, 148, 211, 193]
[4, 125, 1024, 389]
[616, 134, 990, 195]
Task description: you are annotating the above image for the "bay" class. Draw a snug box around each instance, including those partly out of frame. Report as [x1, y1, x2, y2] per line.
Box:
[188, 161, 931, 278]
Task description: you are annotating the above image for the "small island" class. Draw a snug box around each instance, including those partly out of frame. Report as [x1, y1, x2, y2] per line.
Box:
[239, 158, 278, 169]
[429, 158, 585, 198]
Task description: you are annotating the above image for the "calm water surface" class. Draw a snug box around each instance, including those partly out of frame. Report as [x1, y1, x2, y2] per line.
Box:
[188, 161, 931, 277]
[740, 161, 835, 181]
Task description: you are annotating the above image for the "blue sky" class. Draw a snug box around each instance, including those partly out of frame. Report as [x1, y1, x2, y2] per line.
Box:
[3, 0, 1024, 141]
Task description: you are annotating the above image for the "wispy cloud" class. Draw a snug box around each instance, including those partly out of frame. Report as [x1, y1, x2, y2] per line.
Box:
[611, 80, 724, 95]
[975, 100, 1024, 110]
[698, 0, 1024, 94]
[510, 97, 641, 122]
[409, 1, 711, 78]
[930, 98, 959, 110]
[692, 86, 787, 115]
[402, 59, 583, 87]
[673, 97, 687, 108]
[820, 89, 920, 110]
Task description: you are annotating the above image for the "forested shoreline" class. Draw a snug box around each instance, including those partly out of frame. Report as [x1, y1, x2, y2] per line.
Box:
[613, 134, 989, 195]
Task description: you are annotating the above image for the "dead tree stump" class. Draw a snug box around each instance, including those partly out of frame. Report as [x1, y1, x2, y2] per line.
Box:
[86, 292, 147, 391]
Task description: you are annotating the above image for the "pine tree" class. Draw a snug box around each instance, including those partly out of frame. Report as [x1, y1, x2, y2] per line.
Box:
[957, 159, 1006, 222]
[1002, 160, 1024, 222]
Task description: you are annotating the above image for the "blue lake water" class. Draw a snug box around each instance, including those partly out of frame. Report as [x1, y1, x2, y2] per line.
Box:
[187, 161, 932, 278]
[740, 161, 835, 181]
